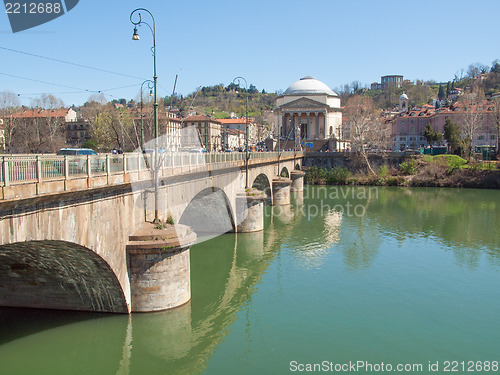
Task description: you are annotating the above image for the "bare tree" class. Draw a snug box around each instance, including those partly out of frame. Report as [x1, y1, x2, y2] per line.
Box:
[466, 63, 489, 80]
[457, 87, 486, 160]
[491, 97, 500, 153]
[32, 94, 66, 151]
[6, 94, 67, 153]
[81, 94, 107, 124]
[344, 95, 383, 175]
[0, 91, 20, 152]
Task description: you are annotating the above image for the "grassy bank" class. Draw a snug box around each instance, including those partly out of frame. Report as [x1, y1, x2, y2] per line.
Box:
[305, 155, 500, 189]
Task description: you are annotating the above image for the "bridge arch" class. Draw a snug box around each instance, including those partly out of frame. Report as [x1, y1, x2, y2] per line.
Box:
[179, 187, 235, 234]
[0, 240, 128, 313]
[280, 167, 290, 178]
[251, 173, 272, 200]
[295, 163, 301, 170]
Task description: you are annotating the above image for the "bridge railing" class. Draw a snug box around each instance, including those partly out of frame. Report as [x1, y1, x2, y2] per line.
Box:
[0, 151, 302, 187]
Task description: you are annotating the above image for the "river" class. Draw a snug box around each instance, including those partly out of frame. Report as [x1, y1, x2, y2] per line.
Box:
[0, 186, 499, 374]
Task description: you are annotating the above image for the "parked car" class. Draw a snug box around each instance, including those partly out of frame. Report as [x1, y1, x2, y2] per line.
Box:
[56, 148, 102, 174]
[56, 148, 97, 156]
[189, 148, 207, 153]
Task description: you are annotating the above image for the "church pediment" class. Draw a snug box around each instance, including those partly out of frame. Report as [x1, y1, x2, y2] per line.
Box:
[279, 97, 328, 109]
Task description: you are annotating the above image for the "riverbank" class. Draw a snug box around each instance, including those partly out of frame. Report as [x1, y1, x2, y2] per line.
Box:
[305, 155, 500, 189]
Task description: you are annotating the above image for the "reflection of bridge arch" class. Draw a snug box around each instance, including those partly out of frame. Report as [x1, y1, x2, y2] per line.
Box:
[179, 187, 235, 234]
[0, 240, 128, 312]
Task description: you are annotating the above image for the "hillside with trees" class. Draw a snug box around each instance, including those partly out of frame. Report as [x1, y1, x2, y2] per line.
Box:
[164, 83, 277, 124]
[2, 60, 499, 154]
[337, 59, 500, 110]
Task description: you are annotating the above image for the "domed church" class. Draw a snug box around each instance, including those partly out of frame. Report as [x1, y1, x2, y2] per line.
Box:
[275, 76, 343, 151]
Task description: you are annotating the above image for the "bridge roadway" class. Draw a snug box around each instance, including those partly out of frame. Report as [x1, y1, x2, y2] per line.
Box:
[0, 151, 303, 313]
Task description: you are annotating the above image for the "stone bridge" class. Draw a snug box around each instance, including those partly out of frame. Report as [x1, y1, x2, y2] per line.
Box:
[0, 152, 303, 313]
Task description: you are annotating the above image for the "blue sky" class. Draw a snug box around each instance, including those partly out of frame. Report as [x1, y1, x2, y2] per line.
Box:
[1, 0, 499, 107]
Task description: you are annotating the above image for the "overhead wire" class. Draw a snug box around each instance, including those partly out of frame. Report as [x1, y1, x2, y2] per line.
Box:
[0, 45, 146, 81]
[0, 45, 171, 101]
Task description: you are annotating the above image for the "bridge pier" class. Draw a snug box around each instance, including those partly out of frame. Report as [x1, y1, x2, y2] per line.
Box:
[126, 223, 196, 312]
[236, 188, 267, 233]
[272, 177, 292, 206]
[290, 170, 305, 192]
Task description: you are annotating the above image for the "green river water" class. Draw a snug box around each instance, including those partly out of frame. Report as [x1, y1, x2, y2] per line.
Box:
[0, 186, 499, 375]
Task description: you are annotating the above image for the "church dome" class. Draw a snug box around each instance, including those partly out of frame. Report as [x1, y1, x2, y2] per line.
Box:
[284, 76, 337, 96]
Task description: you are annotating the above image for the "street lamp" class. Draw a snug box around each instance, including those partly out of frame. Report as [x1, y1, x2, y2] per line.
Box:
[232, 76, 249, 188]
[140, 79, 154, 152]
[277, 110, 281, 177]
[130, 8, 160, 222]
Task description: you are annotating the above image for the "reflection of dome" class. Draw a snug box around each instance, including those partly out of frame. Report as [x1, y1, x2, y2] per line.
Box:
[292, 209, 343, 270]
[324, 209, 343, 245]
[284, 76, 337, 96]
[400, 92, 408, 100]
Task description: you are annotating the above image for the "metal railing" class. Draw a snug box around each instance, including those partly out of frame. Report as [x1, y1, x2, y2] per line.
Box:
[0, 151, 301, 186]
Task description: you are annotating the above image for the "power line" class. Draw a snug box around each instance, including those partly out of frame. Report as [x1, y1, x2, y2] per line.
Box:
[0, 72, 143, 100]
[0, 45, 147, 81]
[0, 46, 176, 100]
[0, 72, 94, 92]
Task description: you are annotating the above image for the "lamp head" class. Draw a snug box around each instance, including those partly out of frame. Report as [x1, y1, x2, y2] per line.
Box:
[149, 89, 153, 97]
[132, 27, 140, 40]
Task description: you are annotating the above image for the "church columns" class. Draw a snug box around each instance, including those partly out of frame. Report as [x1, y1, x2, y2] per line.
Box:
[281, 114, 287, 138]
[295, 113, 300, 141]
[281, 111, 329, 140]
[315, 112, 319, 139]
[306, 113, 311, 140]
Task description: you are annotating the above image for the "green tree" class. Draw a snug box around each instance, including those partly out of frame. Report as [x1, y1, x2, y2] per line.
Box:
[491, 60, 500, 74]
[438, 85, 446, 101]
[424, 123, 442, 147]
[93, 107, 134, 151]
[443, 118, 461, 154]
[82, 139, 97, 151]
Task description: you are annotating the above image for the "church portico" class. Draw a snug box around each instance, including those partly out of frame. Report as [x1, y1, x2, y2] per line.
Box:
[281, 111, 327, 140]
[275, 77, 343, 151]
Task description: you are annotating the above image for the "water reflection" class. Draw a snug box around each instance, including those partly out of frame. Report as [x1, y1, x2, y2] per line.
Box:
[0, 229, 278, 375]
[0, 308, 128, 374]
[1, 186, 499, 375]
[324, 209, 342, 245]
[365, 187, 500, 268]
[338, 216, 382, 270]
[122, 230, 278, 374]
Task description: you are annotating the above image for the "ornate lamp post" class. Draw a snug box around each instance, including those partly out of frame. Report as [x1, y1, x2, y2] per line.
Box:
[130, 8, 160, 222]
[140, 79, 154, 152]
[277, 111, 282, 177]
[232, 76, 249, 188]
